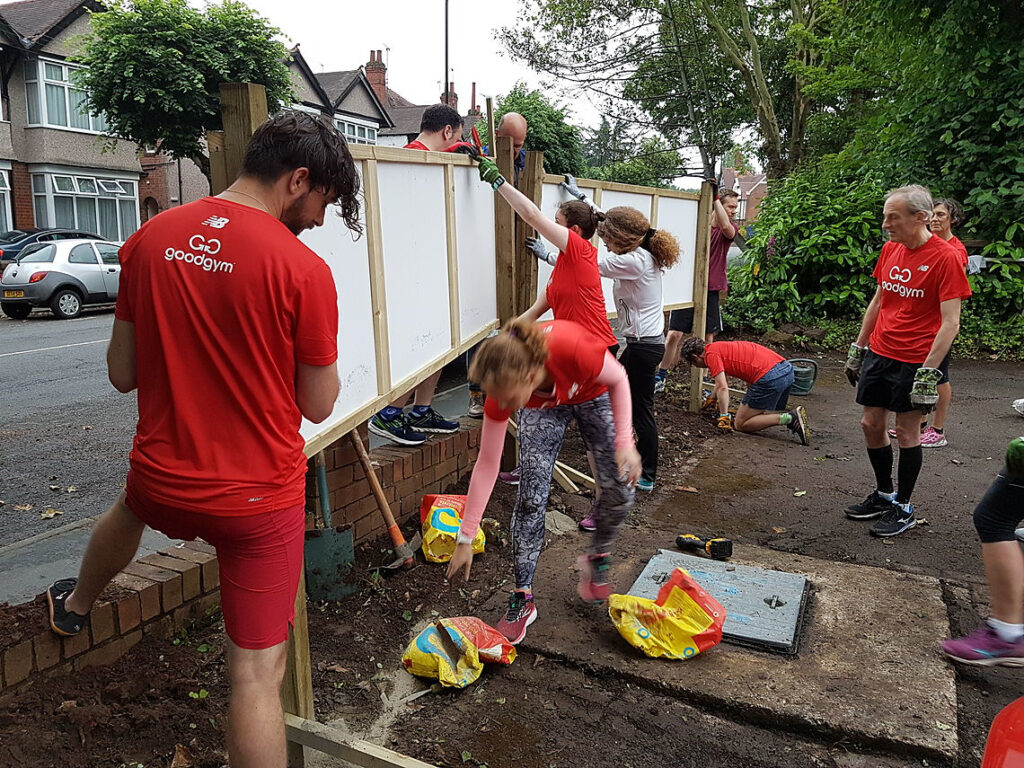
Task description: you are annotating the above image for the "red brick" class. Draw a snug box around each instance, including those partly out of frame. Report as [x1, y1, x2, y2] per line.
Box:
[62, 630, 90, 660]
[326, 463, 353, 490]
[354, 515, 384, 542]
[441, 438, 452, 460]
[336, 479, 371, 508]
[75, 637, 128, 670]
[122, 561, 183, 611]
[411, 450, 423, 474]
[139, 553, 201, 601]
[468, 429, 479, 447]
[437, 457, 459, 479]
[3, 640, 34, 686]
[115, 590, 142, 632]
[379, 462, 394, 488]
[112, 573, 160, 621]
[89, 602, 116, 644]
[181, 539, 217, 556]
[34, 630, 63, 671]
[165, 547, 220, 593]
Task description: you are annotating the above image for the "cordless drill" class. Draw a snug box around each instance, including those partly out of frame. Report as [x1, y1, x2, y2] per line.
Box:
[676, 533, 733, 560]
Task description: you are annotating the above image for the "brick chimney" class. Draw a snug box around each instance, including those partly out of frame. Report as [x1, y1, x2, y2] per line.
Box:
[467, 82, 480, 117]
[365, 49, 387, 105]
[441, 81, 458, 112]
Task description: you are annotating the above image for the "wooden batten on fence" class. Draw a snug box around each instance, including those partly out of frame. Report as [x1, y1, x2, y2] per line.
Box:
[688, 180, 716, 412]
[493, 135, 517, 323]
[514, 150, 546, 316]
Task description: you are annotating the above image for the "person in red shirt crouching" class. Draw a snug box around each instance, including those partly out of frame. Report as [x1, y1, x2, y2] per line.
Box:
[679, 337, 809, 445]
[445, 319, 641, 646]
[844, 185, 971, 538]
[45, 112, 360, 768]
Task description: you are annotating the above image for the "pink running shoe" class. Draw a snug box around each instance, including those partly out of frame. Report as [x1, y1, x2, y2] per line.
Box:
[942, 625, 1024, 667]
[887, 428, 897, 439]
[496, 590, 537, 645]
[920, 427, 948, 448]
[577, 553, 614, 603]
[578, 512, 597, 532]
[498, 467, 520, 485]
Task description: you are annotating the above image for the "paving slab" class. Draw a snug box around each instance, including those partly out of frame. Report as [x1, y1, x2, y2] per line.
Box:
[486, 531, 957, 761]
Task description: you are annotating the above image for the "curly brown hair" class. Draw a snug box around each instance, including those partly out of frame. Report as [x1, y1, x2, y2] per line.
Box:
[679, 336, 707, 364]
[468, 319, 549, 391]
[597, 206, 680, 269]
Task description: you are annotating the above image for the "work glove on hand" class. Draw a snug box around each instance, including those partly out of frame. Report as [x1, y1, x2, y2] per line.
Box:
[844, 343, 867, 386]
[477, 157, 506, 190]
[560, 173, 587, 201]
[706, 177, 720, 200]
[525, 236, 556, 265]
[910, 367, 942, 414]
[717, 413, 733, 431]
[446, 141, 480, 159]
[701, 392, 718, 411]
[1006, 436, 1024, 479]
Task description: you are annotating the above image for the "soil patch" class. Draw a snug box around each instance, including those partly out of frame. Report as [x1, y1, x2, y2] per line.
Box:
[1, 595, 49, 654]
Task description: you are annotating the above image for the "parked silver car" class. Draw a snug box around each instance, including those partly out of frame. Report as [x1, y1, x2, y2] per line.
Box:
[1, 239, 122, 320]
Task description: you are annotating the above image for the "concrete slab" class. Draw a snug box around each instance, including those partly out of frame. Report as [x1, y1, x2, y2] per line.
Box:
[487, 532, 957, 761]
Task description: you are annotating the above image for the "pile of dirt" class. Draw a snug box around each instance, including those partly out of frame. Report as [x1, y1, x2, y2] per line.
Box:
[1, 595, 49, 654]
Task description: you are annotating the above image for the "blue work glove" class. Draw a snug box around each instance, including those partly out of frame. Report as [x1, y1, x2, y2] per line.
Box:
[910, 367, 942, 413]
[477, 157, 505, 190]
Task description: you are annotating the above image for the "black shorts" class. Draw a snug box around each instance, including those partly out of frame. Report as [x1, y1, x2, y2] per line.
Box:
[669, 291, 722, 335]
[973, 471, 1024, 543]
[856, 350, 950, 413]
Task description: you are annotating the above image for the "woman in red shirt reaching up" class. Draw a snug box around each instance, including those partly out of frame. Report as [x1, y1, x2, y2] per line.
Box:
[446, 319, 641, 645]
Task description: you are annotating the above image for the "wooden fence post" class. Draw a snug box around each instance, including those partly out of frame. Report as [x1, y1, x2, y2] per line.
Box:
[493, 135, 516, 323]
[514, 150, 545, 316]
[281, 569, 314, 767]
[219, 83, 269, 186]
[207, 131, 229, 195]
[688, 180, 715, 412]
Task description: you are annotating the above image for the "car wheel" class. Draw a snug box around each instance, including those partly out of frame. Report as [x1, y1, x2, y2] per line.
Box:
[1, 302, 31, 320]
[50, 288, 82, 319]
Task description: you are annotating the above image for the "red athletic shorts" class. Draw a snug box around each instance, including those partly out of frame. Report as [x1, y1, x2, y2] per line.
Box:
[125, 474, 305, 650]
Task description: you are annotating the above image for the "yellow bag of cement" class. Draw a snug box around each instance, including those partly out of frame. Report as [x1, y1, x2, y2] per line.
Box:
[402, 617, 516, 688]
[608, 568, 725, 660]
[420, 494, 485, 563]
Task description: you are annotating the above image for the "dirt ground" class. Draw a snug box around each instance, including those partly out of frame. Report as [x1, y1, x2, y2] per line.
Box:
[2, 350, 1023, 767]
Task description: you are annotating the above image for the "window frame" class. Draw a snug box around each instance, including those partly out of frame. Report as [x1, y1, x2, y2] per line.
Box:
[30, 171, 139, 242]
[24, 57, 109, 134]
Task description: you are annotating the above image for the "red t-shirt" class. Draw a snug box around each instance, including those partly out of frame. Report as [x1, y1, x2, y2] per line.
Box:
[708, 224, 737, 292]
[115, 197, 339, 515]
[704, 341, 784, 384]
[947, 235, 969, 268]
[545, 229, 617, 347]
[483, 320, 609, 421]
[869, 234, 972, 364]
[404, 139, 430, 151]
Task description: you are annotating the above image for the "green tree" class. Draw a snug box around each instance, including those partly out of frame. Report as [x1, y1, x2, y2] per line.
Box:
[582, 124, 684, 188]
[475, 82, 585, 175]
[75, 0, 292, 186]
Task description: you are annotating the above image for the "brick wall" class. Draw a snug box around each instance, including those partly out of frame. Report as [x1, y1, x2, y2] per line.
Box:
[305, 420, 482, 542]
[10, 162, 34, 229]
[0, 541, 220, 694]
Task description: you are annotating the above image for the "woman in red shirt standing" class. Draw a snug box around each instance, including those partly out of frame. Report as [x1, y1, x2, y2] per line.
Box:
[446, 318, 641, 645]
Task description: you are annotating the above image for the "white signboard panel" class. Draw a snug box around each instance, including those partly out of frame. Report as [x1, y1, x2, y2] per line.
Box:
[656, 195, 700, 309]
[454, 165, 497, 342]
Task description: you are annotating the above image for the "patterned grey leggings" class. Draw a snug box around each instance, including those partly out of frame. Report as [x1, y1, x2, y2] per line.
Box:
[513, 393, 635, 590]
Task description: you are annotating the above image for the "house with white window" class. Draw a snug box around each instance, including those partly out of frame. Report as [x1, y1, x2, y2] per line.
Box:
[0, 0, 142, 240]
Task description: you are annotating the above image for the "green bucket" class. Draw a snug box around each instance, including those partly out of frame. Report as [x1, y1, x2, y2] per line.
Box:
[789, 358, 819, 396]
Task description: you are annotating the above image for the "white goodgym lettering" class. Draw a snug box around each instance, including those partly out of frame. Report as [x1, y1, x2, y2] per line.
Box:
[164, 245, 235, 274]
[881, 280, 924, 298]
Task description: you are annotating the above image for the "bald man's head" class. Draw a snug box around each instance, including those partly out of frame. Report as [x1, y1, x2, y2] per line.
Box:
[496, 112, 528, 153]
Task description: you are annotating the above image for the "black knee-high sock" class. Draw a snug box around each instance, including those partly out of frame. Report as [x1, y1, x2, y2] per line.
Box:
[896, 445, 923, 504]
[867, 445, 894, 494]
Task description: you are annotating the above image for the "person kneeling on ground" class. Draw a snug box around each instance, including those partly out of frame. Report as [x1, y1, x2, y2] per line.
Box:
[445, 318, 641, 646]
[942, 437, 1024, 666]
[679, 337, 809, 445]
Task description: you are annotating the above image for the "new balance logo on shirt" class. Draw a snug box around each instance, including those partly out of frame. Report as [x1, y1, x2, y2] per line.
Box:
[202, 215, 231, 229]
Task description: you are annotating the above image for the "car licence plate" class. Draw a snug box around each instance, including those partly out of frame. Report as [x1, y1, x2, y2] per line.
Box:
[3, 290, 24, 298]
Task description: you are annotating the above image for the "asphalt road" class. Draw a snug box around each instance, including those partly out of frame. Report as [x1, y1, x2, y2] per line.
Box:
[0, 307, 136, 545]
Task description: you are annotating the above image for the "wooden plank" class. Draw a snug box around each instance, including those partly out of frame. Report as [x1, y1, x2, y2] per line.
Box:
[347, 145, 473, 166]
[650, 193, 660, 227]
[281, 569, 313, 767]
[542, 174, 701, 201]
[688, 180, 715, 412]
[493, 134, 516, 323]
[486, 97, 496, 158]
[285, 714, 438, 768]
[663, 300, 695, 312]
[219, 83, 268, 184]
[303, 322, 498, 457]
[554, 460, 596, 490]
[362, 159, 391, 397]
[552, 464, 580, 494]
[443, 163, 461, 347]
[590, 187, 603, 247]
[514, 150, 545, 316]
[207, 130, 229, 195]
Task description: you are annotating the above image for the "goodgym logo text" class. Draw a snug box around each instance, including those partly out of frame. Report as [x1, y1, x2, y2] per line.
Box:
[164, 234, 234, 274]
[882, 264, 923, 298]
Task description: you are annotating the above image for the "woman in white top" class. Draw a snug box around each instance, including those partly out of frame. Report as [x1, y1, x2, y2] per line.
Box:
[531, 204, 680, 491]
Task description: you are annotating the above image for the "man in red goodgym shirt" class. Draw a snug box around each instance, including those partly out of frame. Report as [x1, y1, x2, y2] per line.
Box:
[844, 185, 971, 538]
[45, 112, 360, 768]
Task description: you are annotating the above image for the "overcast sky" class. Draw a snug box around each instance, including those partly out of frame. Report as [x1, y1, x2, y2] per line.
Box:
[226, 0, 603, 128]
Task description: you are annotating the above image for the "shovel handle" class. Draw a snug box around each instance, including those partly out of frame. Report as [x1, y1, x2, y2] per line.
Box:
[349, 431, 413, 562]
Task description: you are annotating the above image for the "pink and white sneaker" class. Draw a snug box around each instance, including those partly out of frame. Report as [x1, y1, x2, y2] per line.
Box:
[920, 427, 948, 448]
[578, 512, 597, 532]
[577, 553, 614, 603]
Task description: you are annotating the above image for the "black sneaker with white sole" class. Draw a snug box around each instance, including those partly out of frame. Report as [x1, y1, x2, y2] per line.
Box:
[845, 490, 895, 520]
[788, 406, 810, 445]
[870, 503, 917, 537]
[47, 578, 89, 637]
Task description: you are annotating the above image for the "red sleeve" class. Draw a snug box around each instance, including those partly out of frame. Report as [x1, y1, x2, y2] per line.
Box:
[294, 258, 339, 365]
[704, 347, 725, 378]
[113, 232, 141, 322]
[483, 396, 512, 422]
[561, 229, 590, 265]
[937, 251, 973, 302]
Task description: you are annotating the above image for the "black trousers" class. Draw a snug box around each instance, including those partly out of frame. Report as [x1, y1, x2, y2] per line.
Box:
[618, 340, 665, 482]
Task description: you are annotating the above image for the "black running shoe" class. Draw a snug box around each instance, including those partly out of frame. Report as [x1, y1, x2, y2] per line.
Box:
[788, 406, 810, 445]
[47, 578, 89, 637]
[870, 503, 917, 537]
[845, 490, 895, 520]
